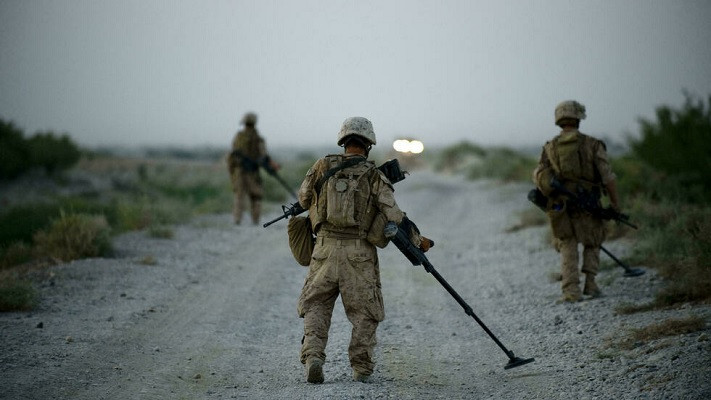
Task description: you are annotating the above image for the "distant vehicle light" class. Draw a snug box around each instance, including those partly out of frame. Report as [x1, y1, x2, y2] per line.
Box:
[409, 140, 424, 154]
[392, 139, 425, 154]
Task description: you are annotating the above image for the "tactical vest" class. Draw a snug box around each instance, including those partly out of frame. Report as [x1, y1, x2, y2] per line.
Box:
[234, 128, 262, 160]
[315, 155, 378, 239]
[544, 131, 602, 194]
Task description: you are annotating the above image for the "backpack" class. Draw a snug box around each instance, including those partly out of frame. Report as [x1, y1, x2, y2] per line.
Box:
[324, 164, 372, 228]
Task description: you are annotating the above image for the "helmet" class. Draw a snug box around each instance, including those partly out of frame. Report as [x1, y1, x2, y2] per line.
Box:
[554, 101, 586, 125]
[337, 117, 376, 146]
[241, 112, 258, 125]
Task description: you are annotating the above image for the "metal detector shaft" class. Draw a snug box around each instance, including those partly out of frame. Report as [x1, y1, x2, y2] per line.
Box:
[600, 245, 630, 271]
[386, 223, 534, 369]
[600, 245, 645, 277]
[420, 260, 520, 361]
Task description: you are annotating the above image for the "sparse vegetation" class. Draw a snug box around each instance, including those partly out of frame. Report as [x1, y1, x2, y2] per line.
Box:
[466, 147, 537, 182]
[0, 150, 315, 302]
[0, 278, 37, 312]
[434, 141, 486, 174]
[435, 141, 537, 182]
[619, 93, 711, 307]
[608, 315, 707, 350]
[0, 119, 81, 179]
[33, 212, 112, 262]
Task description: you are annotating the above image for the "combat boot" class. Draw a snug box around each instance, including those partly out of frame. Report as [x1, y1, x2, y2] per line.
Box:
[353, 370, 370, 383]
[556, 292, 582, 304]
[583, 275, 602, 297]
[305, 358, 324, 384]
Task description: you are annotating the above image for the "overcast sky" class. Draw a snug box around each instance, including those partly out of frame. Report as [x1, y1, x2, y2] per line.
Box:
[1, 0, 710, 150]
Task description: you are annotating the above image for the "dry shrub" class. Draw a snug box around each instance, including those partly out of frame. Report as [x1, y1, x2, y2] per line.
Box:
[611, 315, 707, 350]
[33, 212, 112, 262]
[0, 242, 33, 270]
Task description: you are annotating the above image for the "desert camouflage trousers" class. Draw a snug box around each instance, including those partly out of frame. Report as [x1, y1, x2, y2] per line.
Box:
[230, 170, 263, 224]
[552, 212, 605, 296]
[297, 236, 384, 376]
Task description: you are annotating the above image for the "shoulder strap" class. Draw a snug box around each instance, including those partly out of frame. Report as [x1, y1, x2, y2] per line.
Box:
[314, 155, 367, 195]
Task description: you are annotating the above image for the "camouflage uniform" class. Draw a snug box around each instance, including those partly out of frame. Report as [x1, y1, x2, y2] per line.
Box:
[228, 113, 267, 224]
[297, 117, 416, 382]
[533, 101, 617, 300]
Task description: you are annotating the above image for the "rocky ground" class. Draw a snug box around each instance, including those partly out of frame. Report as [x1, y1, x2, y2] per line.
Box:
[1, 170, 709, 399]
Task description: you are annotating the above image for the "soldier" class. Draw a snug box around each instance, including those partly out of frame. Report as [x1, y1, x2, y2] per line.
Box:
[227, 112, 278, 225]
[296, 117, 431, 383]
[532, 101, 620, 302]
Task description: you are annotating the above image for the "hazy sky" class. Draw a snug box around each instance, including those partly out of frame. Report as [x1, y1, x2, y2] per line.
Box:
[1, 1, 710, 150]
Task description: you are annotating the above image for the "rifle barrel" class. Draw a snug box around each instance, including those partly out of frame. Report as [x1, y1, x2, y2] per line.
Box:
[262, 214, 287, 228]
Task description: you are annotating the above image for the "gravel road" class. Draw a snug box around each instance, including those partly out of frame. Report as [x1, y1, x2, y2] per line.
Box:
[2, 170, 709, 399]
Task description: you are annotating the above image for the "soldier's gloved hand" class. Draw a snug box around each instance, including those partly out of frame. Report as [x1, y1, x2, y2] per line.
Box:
[420, 236, 434, 252]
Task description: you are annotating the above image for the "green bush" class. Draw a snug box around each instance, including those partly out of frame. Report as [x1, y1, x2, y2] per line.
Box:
[33, 212, 112, 262]
[611, 93, 711, 306]
[0, 278, 37, 311]
[110, 196, 192, 232]
[27, 131, 82, 175]
[626, 200, 711, 305]
[466, 147, 537, 182]
[0, 120, 31, 179]
[0, 203, 64, 247]
[0, 119, 81, 179]
[629, 92, 711, 203]
[434, 141, 486, 173]
[0, 242, 33, 270]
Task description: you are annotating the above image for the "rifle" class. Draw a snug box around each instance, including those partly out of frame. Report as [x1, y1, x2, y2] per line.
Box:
[550, 178, 638, 229]
[384, 219, 534, 370]
[262, 202, 306, 228]
[527, 186, 644, 277]
[231, 150, 298, 199]
[262, 158, 408, 228]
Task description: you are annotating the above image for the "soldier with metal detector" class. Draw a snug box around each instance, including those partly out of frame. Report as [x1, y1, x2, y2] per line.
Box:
[532, 100, 638, 303]
[290, 116, 433, 384]
[266, 117, 534, 382]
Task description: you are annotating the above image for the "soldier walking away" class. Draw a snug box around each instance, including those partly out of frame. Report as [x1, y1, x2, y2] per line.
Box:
[227, 112, 279, 225]
[532, 101, 620, 303]
[296, 117, 431, 384]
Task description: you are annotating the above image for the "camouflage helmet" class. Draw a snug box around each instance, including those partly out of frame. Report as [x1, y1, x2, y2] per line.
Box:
[337, 117, 376, 146]
[241, 112, 258, 125]
[554, 100, 586, 125]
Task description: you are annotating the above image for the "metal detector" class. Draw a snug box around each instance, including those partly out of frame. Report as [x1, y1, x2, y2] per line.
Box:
[385, 222, 535, 370]
[600, 245, 645, 277]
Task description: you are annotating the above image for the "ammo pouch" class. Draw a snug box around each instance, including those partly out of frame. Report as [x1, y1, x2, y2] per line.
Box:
[287, 216, 315, 266]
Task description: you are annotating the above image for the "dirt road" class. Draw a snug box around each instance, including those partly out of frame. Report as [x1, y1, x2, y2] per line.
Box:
[2, 171, 709, 399]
